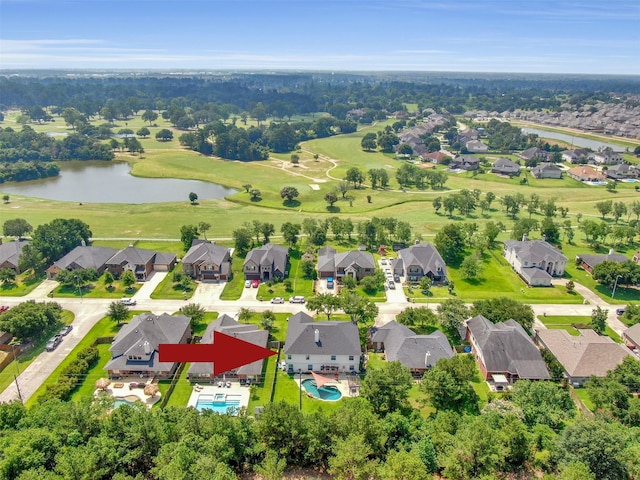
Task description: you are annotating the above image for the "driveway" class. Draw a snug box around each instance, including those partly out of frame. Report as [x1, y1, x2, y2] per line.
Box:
[190, 281, 225, 304]
[133, 271, 167, 300]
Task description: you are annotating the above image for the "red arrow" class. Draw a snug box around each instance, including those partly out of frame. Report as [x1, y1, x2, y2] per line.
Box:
[159, 332, 276, 375]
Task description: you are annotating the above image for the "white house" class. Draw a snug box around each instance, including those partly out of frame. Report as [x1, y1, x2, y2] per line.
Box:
[503, 238, 567, 286]
[283, 312, 361, 374]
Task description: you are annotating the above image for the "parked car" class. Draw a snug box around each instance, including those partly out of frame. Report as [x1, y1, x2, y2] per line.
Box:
[45, 335, 62, 352]
[387, 281, 396, 290]
[59, 325, 73, 336]
[289, 296, 305, 304]
[252, 279, 260, 288]
[380, 259, 387, 265]
[394, 274, 400, 283]
[119, 298, 137, 306]
[616, 307, 626, 316]
[271, 297, 285, 304]
[244, 280, 252, 288]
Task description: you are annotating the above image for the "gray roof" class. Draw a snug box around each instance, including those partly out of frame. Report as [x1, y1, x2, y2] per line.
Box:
[0, 240, 29, 267]
[537, 329, 633, 377]
[492, 157, 520, 173]
[334, 250, 375, 270]
[504, 239, 567, 265]
[467, 315, 550, 379]
[578, 252, 629, 269]
[396, 242, 447, 277]
[532, 162, 562, 175]
[453, 154, 480, 164]
[317, 247, 337, 273]
[624, 323, 640, 347]
[520, 267, 552, 283]
[50, 246, 118, 271]
[244, 244, 288, 273]
[188, 314, 269, 377]
[284, 311, 361, 356]
[182, 242, 230, 266]
[106, 313, 190, 373]
[519, 147, 549, 160]
[107, 245, 156, 266]
[373, 320, 454, 369]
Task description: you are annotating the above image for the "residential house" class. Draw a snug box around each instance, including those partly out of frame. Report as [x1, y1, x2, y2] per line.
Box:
[187, 314, 269, 381]
[0, 240, 29, 274]
[283, 311, 361, 374]
[466, 315, 550, 383]
[567, 166, 607, 183]
[491, 158, 521, 176]
[105, 312, 191, 379]
[182, 240, 231, 281]
[562, 149, 593, 164]
[518, 147, 549, 163]
[46, 246, 118, 279]
[503, 238, 567, 286]
[623, 323, 640, 352]
[316, 247, 375, 281]
[243, 244, 288, 281]
[465, 140, 489, 153]
[392, 242, 447, 284]
[370, 320, 454, 375]
[451, 154, 480, 171]
[605, 163, 638, 181]
[577, 250, 629, 274]
[420, 151, 449, 164]
[105, 245, 177, 281]
[531, 162, 563, 179]
[535, 329, 633, 386]
[594, 149, 624, 165]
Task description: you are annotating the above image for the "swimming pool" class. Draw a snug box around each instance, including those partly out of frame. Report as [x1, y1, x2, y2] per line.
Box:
[113, 395, 140, 408]
[195, 393, 242, 414]
[301, 379, 342, 401]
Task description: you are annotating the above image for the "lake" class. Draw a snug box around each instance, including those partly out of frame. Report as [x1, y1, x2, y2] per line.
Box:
[521, 127, 626, 152]
[0, 161, 238, 203]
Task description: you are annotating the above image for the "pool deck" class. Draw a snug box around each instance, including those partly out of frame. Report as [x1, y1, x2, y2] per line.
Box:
[93, 378, 161, 408]
[295, 374, 359, 400]
[187, 382, 250, 412]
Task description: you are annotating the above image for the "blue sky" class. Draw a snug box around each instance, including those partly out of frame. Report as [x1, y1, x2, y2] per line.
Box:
[1, 0, 638, 74]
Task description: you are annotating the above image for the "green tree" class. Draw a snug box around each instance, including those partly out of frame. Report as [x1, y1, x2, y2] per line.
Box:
[360, 271, 385, 295]
[31, 218, 92, 264]
[178, 303, 206, 328]
[510, 380, 575, 428]
[107, 301, 129, 326]
[437, 298, 470, 332]
[3, 218, 33, 238]
[254, 450, 286, 480]
[340, 291, 378, 324]
[434, 223, 465, 264]
[380, 449, 431, 480]
[0, 301, 62, 339]
[306, 293, 341, 320]
[238, 307, 254, 324]
[242, 183, 252, 193]
[461, 254, 483, 280]
[472, 297, 535, 331]
[197, 222, 211, 240]
[155, 128, 174, 141]
[280, 186, 299, 202]
[396, 307, 438, 327]
[421, 355, 478, 413]
[136, 127, 150, 138]
[121, 270, 136, 289]
[141, 109, 158, 125]
[324, 191, 338, 207]
[17, 244, 45, 273]
[280, 222, 301, 246]
[0, 268, 16, 285]
[103, 271, 115, 290]
[419, 276, 432, 294]
[260, 310, 276, 331]
[591, 306, 608, 334]
[232, 227, 252, 256]
[344, 167, 365, 189]
[360, 361, 413, 416]
[188, 192, 198, 205]
[595, 199, 613, 220]
[328, 434, 379, 480]
[361, 132, 378, 151]
[250, 188, 261, 200]
[180, 224, 199, 251]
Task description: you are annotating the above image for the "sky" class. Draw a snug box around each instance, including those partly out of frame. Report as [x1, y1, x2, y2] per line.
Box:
[0, 0, 639, 74]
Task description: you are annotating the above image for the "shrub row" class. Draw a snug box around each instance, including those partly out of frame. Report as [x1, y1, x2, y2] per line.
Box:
[39, 346, 99, 402]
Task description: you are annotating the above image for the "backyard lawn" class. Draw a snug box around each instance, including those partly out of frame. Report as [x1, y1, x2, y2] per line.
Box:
[539, 315, 623, 343]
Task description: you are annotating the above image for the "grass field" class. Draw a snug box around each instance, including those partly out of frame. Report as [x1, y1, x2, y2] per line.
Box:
[0, 273, 45, 297]
[540, 315, 623, 342]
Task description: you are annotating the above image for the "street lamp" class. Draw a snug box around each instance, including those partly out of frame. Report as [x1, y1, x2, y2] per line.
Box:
[612, 275, 622, 299]
[298, 369, 303, 410]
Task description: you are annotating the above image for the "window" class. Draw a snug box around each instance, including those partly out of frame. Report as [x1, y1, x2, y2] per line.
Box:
[307, 364, 313, 371]
[349, 355, 354, 361]
[287, 355, 291, 360]
[331, 355, 336, 361]
[349, 365, 355, 371]
[305, 355, 310, 360]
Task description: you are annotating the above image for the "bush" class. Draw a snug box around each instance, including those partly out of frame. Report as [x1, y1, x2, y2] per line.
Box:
[39, 347, 100, 402]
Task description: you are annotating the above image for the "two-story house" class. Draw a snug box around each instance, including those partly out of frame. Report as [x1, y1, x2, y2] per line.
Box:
[182, 240, 232, 281]
[105, 245, 177, 281]
[284, 312, 361, 374]
[316, 247, 375, 281]
[243, 244, 288, 281]
[451, 154, 480, 171]
[503, 238, 567, 286]
[392, 242, 447, 284]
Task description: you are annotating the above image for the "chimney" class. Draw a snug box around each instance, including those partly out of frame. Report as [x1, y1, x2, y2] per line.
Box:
[143, 341, 151, 355]
[314, 329, 320, 344]
[81, 239, 86, 247]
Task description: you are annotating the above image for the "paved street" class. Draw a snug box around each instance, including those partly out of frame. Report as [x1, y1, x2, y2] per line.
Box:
[0, 276, 633, 404]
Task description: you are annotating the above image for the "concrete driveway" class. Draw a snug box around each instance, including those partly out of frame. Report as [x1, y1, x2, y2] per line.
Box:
[190, 281, 225, 304]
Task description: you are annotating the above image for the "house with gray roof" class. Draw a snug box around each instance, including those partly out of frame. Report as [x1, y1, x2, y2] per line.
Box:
[105, 312, 191, 379]
[577, 250, 629, 274]
[105, 245, 177, 281]
[491, 158, 521, 177]
[283, 312, 361, 374]
[594, 149, 624, 165]
[317, 247, 375, 281]
[623, 323, 640, 352]
[535, 329, 633, 386]
[46, 246, 118, 279]
[605, 163, 638, 181]
[182, 241, 231, 281]
[562, 149, 593, 164]
[370, 320, 454, 375]
[243, 244, 288, 281]
[465, 140, 489, 153]
[187, 314, 269, 381]
[0, 240, 29, 274]
[531, 162, 563, 179]
[451, 154, 480, 171]
[466, 315, 550, 383]
[504, 239, 567, 286]
[392, 242, 447, 284]
[518, 147, 549, 162]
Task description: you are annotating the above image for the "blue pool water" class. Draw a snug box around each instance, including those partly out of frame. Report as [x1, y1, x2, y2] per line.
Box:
[195, 394, 242, 414]
[301, 379, 342, 401]
[113, 397, 139, 408]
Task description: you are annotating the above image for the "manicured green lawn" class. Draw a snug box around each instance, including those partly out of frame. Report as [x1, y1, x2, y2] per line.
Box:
[0, 273, 45, 297]
[159, 366, 193, 409]
[220, 255, 246, 300]
[52, 273, 138, 299]
[572, 386, 595, 411]
[0, 310, 74, 395]
[25, 311, 141, 407]
[540, 316, 623, 342]
[257, 249, 314, 301]
[150, 269, 195, 300]
[247, 353, 278, 413]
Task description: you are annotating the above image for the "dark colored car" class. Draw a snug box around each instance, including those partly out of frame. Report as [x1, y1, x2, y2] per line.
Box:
[45, 335, 62, 352]
[59, 325, 73, 336]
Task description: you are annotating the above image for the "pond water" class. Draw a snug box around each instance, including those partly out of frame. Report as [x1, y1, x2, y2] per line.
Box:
[0, 161, 237, 204]
[521, 127, 626, 152]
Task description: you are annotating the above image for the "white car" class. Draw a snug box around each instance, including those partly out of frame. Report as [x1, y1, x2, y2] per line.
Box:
[244, 280, 252, 288]
[119, 298, 136, 306]
[271, 297, 285, 304]
[289, 296, 305, 304]
[380, 259, 387, 265]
